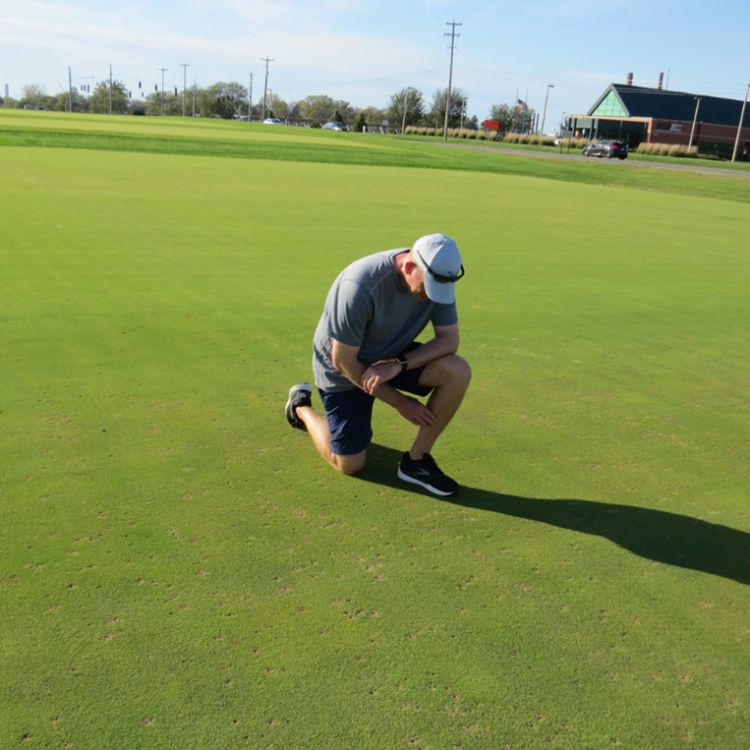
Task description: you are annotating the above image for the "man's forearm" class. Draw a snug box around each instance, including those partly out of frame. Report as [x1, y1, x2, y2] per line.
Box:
[400, 335, 458, 371]
[333, 353, 409, 410]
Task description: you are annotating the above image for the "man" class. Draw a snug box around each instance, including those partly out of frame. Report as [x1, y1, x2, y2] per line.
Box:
[285, 233, 471, 497]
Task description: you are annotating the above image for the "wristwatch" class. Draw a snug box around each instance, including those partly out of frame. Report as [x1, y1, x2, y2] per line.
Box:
[395, 356, 408, 373]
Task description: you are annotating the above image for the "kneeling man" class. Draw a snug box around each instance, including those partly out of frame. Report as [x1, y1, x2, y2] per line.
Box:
[285, 233, 471, 497]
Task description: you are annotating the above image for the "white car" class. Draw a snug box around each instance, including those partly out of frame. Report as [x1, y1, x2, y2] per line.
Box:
[263, 117, 283, 125]
[321, 121, 348, 131]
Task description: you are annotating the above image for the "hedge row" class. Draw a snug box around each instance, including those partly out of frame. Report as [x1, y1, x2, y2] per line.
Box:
[403, 127, 702, 159]
[636, 143, 699, 157]
[403, 126, 499, 140]
[503, 132, 557, 145]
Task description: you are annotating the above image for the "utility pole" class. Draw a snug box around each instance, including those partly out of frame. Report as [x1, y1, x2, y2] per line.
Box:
[159, 68, 167, 115]
[108, 64, 113, 115]
[688, 95, 701, 152]
[248, 72, 253, 121]
[261, 57, 273, 121]
[731, 84, 749, 163]
[180, 63, 189, 116]
[192, 79, 197, 117]
[68, 66, 73, 113]
[443, 20, 462, 142]
[540, 84, 554, 135]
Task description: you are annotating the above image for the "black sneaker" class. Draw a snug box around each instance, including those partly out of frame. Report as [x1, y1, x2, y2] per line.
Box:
[397, 452, 459, 497]
[285, 383, 312, 431]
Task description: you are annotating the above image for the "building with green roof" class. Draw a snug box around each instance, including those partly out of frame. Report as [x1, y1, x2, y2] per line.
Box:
[569, 83, 750, 157]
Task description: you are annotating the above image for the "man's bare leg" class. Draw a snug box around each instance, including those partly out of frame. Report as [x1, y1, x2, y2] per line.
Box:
[409, 354, 471, 459]
[296, 405, 366, 475]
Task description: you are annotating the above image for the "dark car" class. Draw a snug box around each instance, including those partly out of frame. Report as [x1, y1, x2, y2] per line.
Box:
[582, 140, 628, 159]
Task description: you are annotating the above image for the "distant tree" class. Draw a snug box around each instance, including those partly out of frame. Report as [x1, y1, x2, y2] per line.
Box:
[265, 93, 289, 119]
[53, 88, 88, 113]
[286, 100, 302, 122]
[143, 90, 181, 116]
[353, 112, 367, 132]
[299, 95, 335, 125]
[387, 87, 425, 132]
[428, 87, 467, 129]
[490, 102, 536, 133]
[299, 95, 354, 125]
[357, 105, 386, 130]
[20, 83, 51, 109]
[200, 82, 247, 119]
[89, 80, 130, 114]
[333, 100, 356, 124]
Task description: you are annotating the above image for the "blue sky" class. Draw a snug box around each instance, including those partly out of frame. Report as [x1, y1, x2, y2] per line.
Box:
[1, 0, 748, 129]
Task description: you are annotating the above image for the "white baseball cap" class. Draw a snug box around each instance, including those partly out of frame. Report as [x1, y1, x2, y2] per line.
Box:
[412, 233, 464, 305]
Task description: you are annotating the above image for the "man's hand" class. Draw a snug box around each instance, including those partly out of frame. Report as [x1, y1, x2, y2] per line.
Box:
[361, 359, 401, 395]
[396, 396, 437, 427]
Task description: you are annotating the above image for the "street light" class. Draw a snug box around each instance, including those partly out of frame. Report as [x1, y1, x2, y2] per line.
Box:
[731, 84, 750, 163]
[540, 84, 554, 135]
[688, 95, 701, 152]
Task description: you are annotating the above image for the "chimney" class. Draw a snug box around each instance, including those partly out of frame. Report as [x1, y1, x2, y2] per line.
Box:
[626, 72, 633, 87]
[657, 72, 664, 90]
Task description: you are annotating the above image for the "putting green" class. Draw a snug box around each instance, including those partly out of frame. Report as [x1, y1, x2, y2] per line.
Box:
[1, 139, 748, 749]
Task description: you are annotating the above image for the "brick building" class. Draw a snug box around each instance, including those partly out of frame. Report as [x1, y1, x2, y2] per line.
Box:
[568, 82, 750, 157]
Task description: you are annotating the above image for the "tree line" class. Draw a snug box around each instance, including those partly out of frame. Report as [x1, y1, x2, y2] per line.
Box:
[2, 80, 537, 133]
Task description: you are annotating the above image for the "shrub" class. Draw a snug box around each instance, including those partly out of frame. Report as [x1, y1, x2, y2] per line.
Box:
[636, 142, 698, 158]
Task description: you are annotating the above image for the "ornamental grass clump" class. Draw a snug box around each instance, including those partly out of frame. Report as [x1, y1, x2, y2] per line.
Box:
[636, 142, 698, 157]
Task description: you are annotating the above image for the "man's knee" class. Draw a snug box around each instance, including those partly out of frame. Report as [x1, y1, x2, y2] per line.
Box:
[423, 354, 472, 389]
[331, 450, 367, 475]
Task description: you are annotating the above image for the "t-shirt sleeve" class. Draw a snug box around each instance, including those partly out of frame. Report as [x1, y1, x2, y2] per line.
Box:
[431, 301, 458, 327]
[327, 279, 373, 347]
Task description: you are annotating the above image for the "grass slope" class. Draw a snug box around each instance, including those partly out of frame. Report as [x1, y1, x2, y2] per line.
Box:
[2, 108, 750, 205]
[1, 126, 749, 749]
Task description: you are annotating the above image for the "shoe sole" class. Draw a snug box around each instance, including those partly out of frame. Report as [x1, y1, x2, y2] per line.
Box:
[397, 467, 456, 497]
[286, 384, 312, 431]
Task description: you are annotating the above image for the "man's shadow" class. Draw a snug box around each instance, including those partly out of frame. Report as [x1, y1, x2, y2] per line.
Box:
[359, 444, 750, 586]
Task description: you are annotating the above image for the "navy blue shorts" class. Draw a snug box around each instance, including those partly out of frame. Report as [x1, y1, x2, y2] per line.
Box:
[318, 344, 432, 456]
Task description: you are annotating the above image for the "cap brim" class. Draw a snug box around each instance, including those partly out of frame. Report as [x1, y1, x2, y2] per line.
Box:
[423, 276, 455, 305]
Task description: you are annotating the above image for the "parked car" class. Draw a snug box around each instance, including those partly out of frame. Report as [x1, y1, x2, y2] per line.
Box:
[263, 117, 283, 125]
[582, 140, 628, 159]
[321, 121, 348, 131]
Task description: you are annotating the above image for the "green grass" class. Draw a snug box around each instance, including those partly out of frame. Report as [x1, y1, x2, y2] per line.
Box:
[3, 108, 750, 205]
[1, 112, 749, 749]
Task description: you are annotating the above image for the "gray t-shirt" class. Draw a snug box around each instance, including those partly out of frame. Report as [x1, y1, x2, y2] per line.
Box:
[312, 249, 458, 392]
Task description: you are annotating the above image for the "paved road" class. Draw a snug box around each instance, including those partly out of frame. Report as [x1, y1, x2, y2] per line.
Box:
[438, 141, 750, 179]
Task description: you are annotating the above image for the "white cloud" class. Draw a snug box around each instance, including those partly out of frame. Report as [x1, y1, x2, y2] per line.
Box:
[0, 0, 426, 79]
